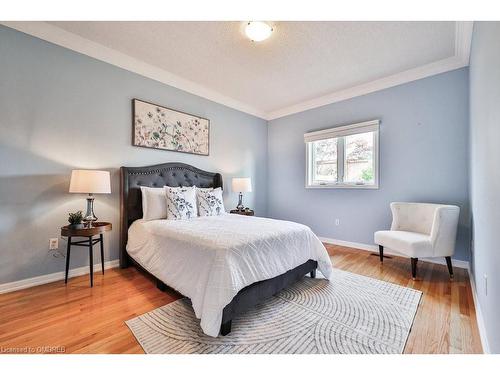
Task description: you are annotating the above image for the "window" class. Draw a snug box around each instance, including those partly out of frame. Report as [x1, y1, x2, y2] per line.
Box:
[305, 120, 379, 188]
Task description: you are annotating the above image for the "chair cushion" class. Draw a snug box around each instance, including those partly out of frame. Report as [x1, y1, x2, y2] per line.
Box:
[391, 203, 437, 235]
[374, 230, 434, 258]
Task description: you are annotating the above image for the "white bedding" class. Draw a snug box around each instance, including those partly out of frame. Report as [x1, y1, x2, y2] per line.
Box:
[127, 213, 333, 337]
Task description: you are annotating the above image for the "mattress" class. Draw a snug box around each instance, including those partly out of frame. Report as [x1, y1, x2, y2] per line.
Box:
[127, 213, 333, 337]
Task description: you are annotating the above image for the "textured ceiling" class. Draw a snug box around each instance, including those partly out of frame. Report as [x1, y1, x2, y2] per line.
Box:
[50, 21, 456, 115]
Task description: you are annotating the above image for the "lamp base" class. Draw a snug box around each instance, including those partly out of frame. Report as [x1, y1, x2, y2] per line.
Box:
[236, 192, 244, 211]
[83, 194, 98, 227]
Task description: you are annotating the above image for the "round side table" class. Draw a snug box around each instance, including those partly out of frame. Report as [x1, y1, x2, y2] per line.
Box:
[61, 222, 112, 287]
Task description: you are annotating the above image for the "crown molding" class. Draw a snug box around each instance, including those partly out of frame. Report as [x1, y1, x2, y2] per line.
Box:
[1, 21, 473, 121]
[268, 21, 474, 120]
[0, 21, 268, 120]
[267, 55, 467, 120]
[455, 21, 474, 65]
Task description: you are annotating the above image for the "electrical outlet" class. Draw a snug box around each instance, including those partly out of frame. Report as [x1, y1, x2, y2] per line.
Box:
[49, 238, 58, 250]
[335, 218, 340, 226]
[484, 274, 488, 296]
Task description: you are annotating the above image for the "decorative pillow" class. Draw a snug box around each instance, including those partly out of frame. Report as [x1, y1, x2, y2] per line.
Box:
[164, 186, 198, 220]
[140, 186, 168, 221]
[196, 187, 225, 217]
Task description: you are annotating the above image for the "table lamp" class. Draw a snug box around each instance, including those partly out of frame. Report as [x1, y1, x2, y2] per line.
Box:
[69, 170, 111, 226]
[232, 177, 252, 211]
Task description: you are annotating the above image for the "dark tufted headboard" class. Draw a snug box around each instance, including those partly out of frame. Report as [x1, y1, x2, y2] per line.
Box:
[119, 162, 223, 268]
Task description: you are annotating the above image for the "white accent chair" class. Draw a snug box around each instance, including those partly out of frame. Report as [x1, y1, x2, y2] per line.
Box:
[374, 202, 460, 279]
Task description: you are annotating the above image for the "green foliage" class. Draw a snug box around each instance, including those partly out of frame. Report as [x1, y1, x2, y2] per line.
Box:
[361, 168, 373, 182]
[68, 210, 84, 225]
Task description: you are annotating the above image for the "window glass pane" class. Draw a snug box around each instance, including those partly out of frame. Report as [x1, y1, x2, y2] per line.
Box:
[312, 138, 338, 183]
[344, 132, 374, 184]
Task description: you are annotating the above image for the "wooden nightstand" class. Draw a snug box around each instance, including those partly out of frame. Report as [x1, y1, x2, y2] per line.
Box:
[61, 222, 112, 287]
[229, 209, 255, 216]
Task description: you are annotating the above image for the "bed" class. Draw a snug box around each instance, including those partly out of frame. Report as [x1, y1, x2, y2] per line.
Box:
[120, 162, 333, 337]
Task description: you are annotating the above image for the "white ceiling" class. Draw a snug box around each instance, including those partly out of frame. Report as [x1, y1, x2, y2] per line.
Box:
[3, 21, 473, 119]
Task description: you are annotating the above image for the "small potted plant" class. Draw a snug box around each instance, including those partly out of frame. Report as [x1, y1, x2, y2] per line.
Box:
[68, 210, 84, 229]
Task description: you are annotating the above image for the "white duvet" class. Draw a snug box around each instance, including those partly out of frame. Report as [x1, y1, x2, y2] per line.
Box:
[127, 214, 333, 337]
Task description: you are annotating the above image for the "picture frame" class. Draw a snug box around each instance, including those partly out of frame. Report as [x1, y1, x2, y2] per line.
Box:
[132, 98, 210, 156]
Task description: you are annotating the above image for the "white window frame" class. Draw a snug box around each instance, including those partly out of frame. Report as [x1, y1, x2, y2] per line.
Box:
[304, 119, 380, 189]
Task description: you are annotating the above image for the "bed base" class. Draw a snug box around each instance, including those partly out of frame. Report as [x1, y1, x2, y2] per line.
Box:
[125, 254, 317, 336]
[220, 320, 232, 336]
[156, 279, 168, 292]
[219, 259, 318, 335]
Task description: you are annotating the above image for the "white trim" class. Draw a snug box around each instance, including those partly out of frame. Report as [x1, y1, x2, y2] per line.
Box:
[1, 21, 473, 121]
[306, 184, 379, 190]
[267, 55, 467, 120]
[0, 21, 267, 120]
[0, 259, 120, 294]
[320, 237, 379, 252]
[268, 21, 474, 120]
[305, 120, 379, 189]
[468, 265, 491, 353]
[304, 119, 379, 142]
[455, 21, 474, 65]
[319, 236, 469, 269]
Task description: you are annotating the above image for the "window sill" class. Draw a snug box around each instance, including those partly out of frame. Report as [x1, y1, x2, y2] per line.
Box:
[305, 183, 379, 190]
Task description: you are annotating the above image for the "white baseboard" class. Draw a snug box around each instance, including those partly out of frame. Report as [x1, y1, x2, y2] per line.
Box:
[319, 236, 469, 269]
[468, 265, 490, 353]
[0, 259, 120, 294]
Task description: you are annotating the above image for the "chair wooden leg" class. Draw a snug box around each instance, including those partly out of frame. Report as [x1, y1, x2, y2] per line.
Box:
[378, 245, 384, 262]
[411, 258, 418, 280]
[445, 256, 454, 279]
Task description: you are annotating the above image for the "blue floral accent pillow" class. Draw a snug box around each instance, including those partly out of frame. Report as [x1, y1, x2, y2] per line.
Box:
[164, 186, 198, 220]
[196, 187, 225, 217]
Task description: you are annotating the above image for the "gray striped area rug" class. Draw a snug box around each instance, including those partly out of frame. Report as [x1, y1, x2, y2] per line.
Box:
[126, 269, 421, 354]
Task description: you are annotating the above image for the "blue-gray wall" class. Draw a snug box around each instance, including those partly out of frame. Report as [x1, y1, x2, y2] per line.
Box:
[0, 25, 473, 289]
[0, 26, 268, 284]
[469, 22, 500, 353]
[268, 68, 470, 261]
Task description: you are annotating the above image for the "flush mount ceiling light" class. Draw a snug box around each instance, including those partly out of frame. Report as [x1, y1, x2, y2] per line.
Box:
[245, 21, 273, 42]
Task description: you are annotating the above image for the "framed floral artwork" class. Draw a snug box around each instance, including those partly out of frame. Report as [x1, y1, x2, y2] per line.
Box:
[133, 99, 210, 156]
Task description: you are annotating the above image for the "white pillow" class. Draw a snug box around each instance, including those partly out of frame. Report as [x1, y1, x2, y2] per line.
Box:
[164, 186, 198, 220]
[140, 186, 167, 221]
[196, 187, 225, 217]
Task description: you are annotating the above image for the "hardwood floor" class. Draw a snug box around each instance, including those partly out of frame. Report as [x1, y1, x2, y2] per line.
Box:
[0, 245, 482, 354]
[324, 245, 482, 354]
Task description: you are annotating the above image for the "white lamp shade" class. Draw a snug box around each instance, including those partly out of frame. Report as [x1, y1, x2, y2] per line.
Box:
[69, 170, 111, 194]
[232, 177, 252, 193]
